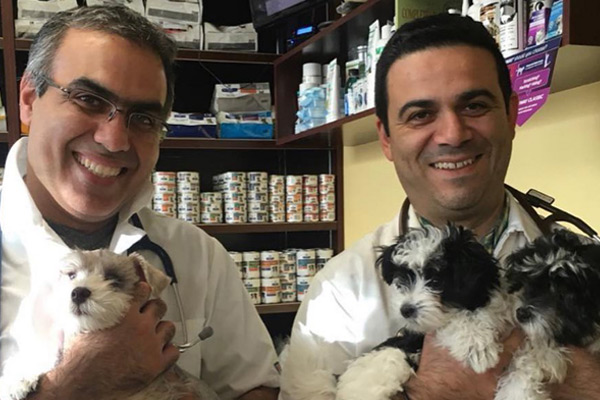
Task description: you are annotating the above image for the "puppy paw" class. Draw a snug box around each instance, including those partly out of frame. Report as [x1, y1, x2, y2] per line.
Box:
[337, 348, 413, 400]
[467, 341, 502, 374]
[0, 375, 40, 400]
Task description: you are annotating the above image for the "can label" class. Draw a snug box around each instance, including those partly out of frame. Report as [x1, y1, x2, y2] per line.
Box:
[177, 171, 200, 183]
[286, 212, 303, 223]
[201, 192, 222, 202]
[177, 213, 200, 223]
[304, 213, 319, 222]
[225, 212, 247, 224]
[153, 193, 176, 203]
[304, 195, 319, 205]
[286, 194, 303, 204]
[320, 211, 335, 222]
[201, 213, 222, 224]
[248, 182, 268, 192]
[270, 213, 285, 223]
[153, 171, 176, 183]
[179, 192, 200, 203]
[286, 175, 303, 185]
[242, 253, 260, 278]
[303, 185, 318, 196]
[248, 172, 268, 183]
[154, 183, 176, 194]
[248, 212, 268, 223]
[297, 276, 313, 301]
[281, 290, 297, 302]
[247, 192, 268, 202]
[177, 202, 200, 213]
[286, 185, 303, 196]
[296, 250, 316, 276]
[318, 174, 335, 184]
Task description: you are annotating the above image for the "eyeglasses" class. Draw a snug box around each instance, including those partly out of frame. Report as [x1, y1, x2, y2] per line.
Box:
[39, 74, 170, 140]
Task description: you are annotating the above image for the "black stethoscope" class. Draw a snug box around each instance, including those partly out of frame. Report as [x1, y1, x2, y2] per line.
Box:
[399, 185, 600, 243]
[127, 213, 213, 352]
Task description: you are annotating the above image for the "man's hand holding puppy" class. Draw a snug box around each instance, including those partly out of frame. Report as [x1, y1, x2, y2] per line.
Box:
[29, 282, 178, 400]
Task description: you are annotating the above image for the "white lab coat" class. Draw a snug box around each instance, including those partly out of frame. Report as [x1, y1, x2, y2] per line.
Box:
[280, 193, 544, 399]
[0, 138, 280, 399]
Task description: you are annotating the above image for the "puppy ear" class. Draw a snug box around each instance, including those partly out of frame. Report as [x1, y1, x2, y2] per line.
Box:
[377, 238, 404, 285]
[130, 252, 171, 296]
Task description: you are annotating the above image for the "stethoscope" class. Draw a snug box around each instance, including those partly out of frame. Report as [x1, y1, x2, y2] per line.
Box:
[399, 184, 600, 243]
[127, 214, 213, 353]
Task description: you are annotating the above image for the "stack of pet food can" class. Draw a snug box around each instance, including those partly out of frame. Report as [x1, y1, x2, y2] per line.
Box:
[296, 249, 316, 301]
[303, 174, 319, 222]
[214, 172, 247, 224]
[286, 175, 303, 223]
[152, 171, 177, 218]
[269, 175, 285, 223]
[176, 171, 200, 223]
[247, 172, 269, 224]
[242, 251, 260, 304]
[200, 192, 223, 224]
[319, 174, 336, 222]
[316, 248, 334, 272]
[228, 251, 243, 279]
[279, 249, 297, 302]
[260, 250, 281, 303]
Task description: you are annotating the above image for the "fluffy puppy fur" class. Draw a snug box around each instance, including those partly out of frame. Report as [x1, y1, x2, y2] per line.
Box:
[495, 230, 600, 400]
[336, 225, 513, 400]
[0, 250, 218, 400]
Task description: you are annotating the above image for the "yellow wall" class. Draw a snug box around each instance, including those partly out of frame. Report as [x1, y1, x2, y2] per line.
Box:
[343, 81, 600, 247]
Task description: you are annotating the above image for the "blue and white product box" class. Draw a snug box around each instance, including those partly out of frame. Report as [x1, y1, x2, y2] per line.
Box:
[211, 83, 271, 114]
[546, 0, 563, 40]
[167, 113, 217, 138]
[217, 111, 273, 139]
[203, 23, 257, 52]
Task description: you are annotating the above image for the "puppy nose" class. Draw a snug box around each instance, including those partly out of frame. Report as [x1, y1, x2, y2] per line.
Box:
[71, 287, 91, 305]
[516, 306, 533, 323]
[401, 304, 417, 319]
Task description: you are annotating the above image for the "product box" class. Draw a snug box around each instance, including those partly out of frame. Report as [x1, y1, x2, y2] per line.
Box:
[211, 82, 271, 114]
[351, 77, 369, 114]
[546, 0, 563, 40]
[14, 18, 45, 38]
[526, 1, 550, 47]
[87, 0, 144, 16]
[395, 0, 461, 28]
[480, 0, 501, 45]
[203, 22, 257, 52]
[145, 0, 201, 26]
[166, 113, 217, 138]
[154, 20, 202, 49]
[217, 111, 273, 139]
[17, 0, 77, 21]
[499, 0, 527, 57]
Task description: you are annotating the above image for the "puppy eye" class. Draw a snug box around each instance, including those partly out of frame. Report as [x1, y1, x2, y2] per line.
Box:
[64, 271, 76, 280]
[104, 272, 122, 287]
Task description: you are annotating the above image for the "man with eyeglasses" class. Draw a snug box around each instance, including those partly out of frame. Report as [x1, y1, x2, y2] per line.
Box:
[0, 5, 279, 400]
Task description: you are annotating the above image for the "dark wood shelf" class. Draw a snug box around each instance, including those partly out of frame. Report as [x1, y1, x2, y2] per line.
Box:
[161, 137, 334, 150]
[0, 131, 8, 143]
[197, 222, 337, 234]
[256, 302, 300, 314]
[10, 39, 277, 64]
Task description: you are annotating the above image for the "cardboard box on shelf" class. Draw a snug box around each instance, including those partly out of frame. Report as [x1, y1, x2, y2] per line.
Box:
[87, 0, 145, 16]
[211, 82, 271, 114]
[155, 20, 202, 49]
[167, 113, 217, 138]
[145, 0, 201, 26]
[203, 23, 257, 52]
[217, 111, 273, 139]
[17, 0, 77, 21]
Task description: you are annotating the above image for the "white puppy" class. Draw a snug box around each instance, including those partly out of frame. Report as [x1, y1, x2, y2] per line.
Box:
[0, 249, 219, 400]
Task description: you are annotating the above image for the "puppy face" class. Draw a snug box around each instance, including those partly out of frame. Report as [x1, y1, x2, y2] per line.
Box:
[506, 230, 600, 346]
[54, 250, 168, 334]
[379, 225, 500, 332]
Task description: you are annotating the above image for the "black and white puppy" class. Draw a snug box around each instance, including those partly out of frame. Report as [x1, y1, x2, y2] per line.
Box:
[496, 230, 600, 400]
[336, 225, 513, 400]
[0, 250, 219, 400]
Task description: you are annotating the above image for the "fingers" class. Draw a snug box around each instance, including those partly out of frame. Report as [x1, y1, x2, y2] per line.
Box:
[495, 328, 525, 373]
[132, 282, 152, 306]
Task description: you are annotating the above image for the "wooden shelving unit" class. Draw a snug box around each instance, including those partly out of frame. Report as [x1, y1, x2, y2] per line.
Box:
[256, 302, 300, 315]
[198, 222, 337, 235]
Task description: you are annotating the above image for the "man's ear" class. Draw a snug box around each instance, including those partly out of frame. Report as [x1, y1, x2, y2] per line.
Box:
[20, 74, 37, 128]
[376, 117, 393, 162]
[507, 92, 519, 137]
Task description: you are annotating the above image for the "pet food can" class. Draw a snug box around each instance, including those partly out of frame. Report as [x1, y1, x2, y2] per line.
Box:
[176, 181, 200, 194]
[269, 175, 284, 186]
[225, 211, 247, 224]
[179, 192, 200, 204]
[201, 192, 222, 203]
[224, 202, 247, 213]
[319, 183, 335, 195]
[153, 192, 176, 203]
[280, 250, 297, 273]
[297, 276, 313, 301]
[319, 202, 336, 212]
[177, 212, 200, 223]
[223, 191, 246, 203]
[303, 204, 319, 214]
[286, 175, 303, 186]
[304, 195, 319, 205]
[248, 182, 268, 193]
[153, 171, 176, 184]
[303, 174, 318, 187]
[242, 252, 260, 278]
[270, 213, 285, 223]
[285, 203, 302, 213]
[281, 290, 297, 303]
[286, 193, 303, 204]
[286, 212, 303, 223]
[269, 184, 285, 196]
[303, 185, 318, 196]
[248, 212, 268, 223]
[228, 251, 243, 277]
[269, 202, 285, 214]
[320, 211, 336, 222]
[296, 249, 316, 276]
[318, 174, 335, 184]
[260, 251, 280, 277]
[286, 184, 303, 196]
[154, 182, 176, 194]
[200, 212, 222, 224]
[248, 171, 268, 183]
[177, 202, 200, 214]
[304, 213, 319, 222]
[280, 277, 296, 292]
[260, 278, 281, 304]
[316, 248, 334, 270]
[176, 171, 200, 184]
[153, 201, 176, 217]
[248, 201, 268, 212]
[220, 182, 246, 193]
[201, 202, 222, 213]
[221, 171, 247, 183]
[243, 278, 261, 305]
[247, 192, 268, 202]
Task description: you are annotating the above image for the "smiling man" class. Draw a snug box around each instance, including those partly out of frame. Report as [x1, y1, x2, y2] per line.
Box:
[0, 6, 279, 400]
[280, 13, 600, 400]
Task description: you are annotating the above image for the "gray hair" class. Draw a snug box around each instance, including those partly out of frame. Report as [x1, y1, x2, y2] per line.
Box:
[24, 5, 177, 114]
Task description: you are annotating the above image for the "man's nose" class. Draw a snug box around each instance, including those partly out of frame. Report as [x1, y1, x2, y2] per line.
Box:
[433, 110, 473, 147]
[93, 112, 131, 152]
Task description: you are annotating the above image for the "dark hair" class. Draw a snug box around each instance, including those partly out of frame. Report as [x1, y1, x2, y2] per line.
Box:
[375, 13, 512, 135]
[25, 5, 177, 114]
